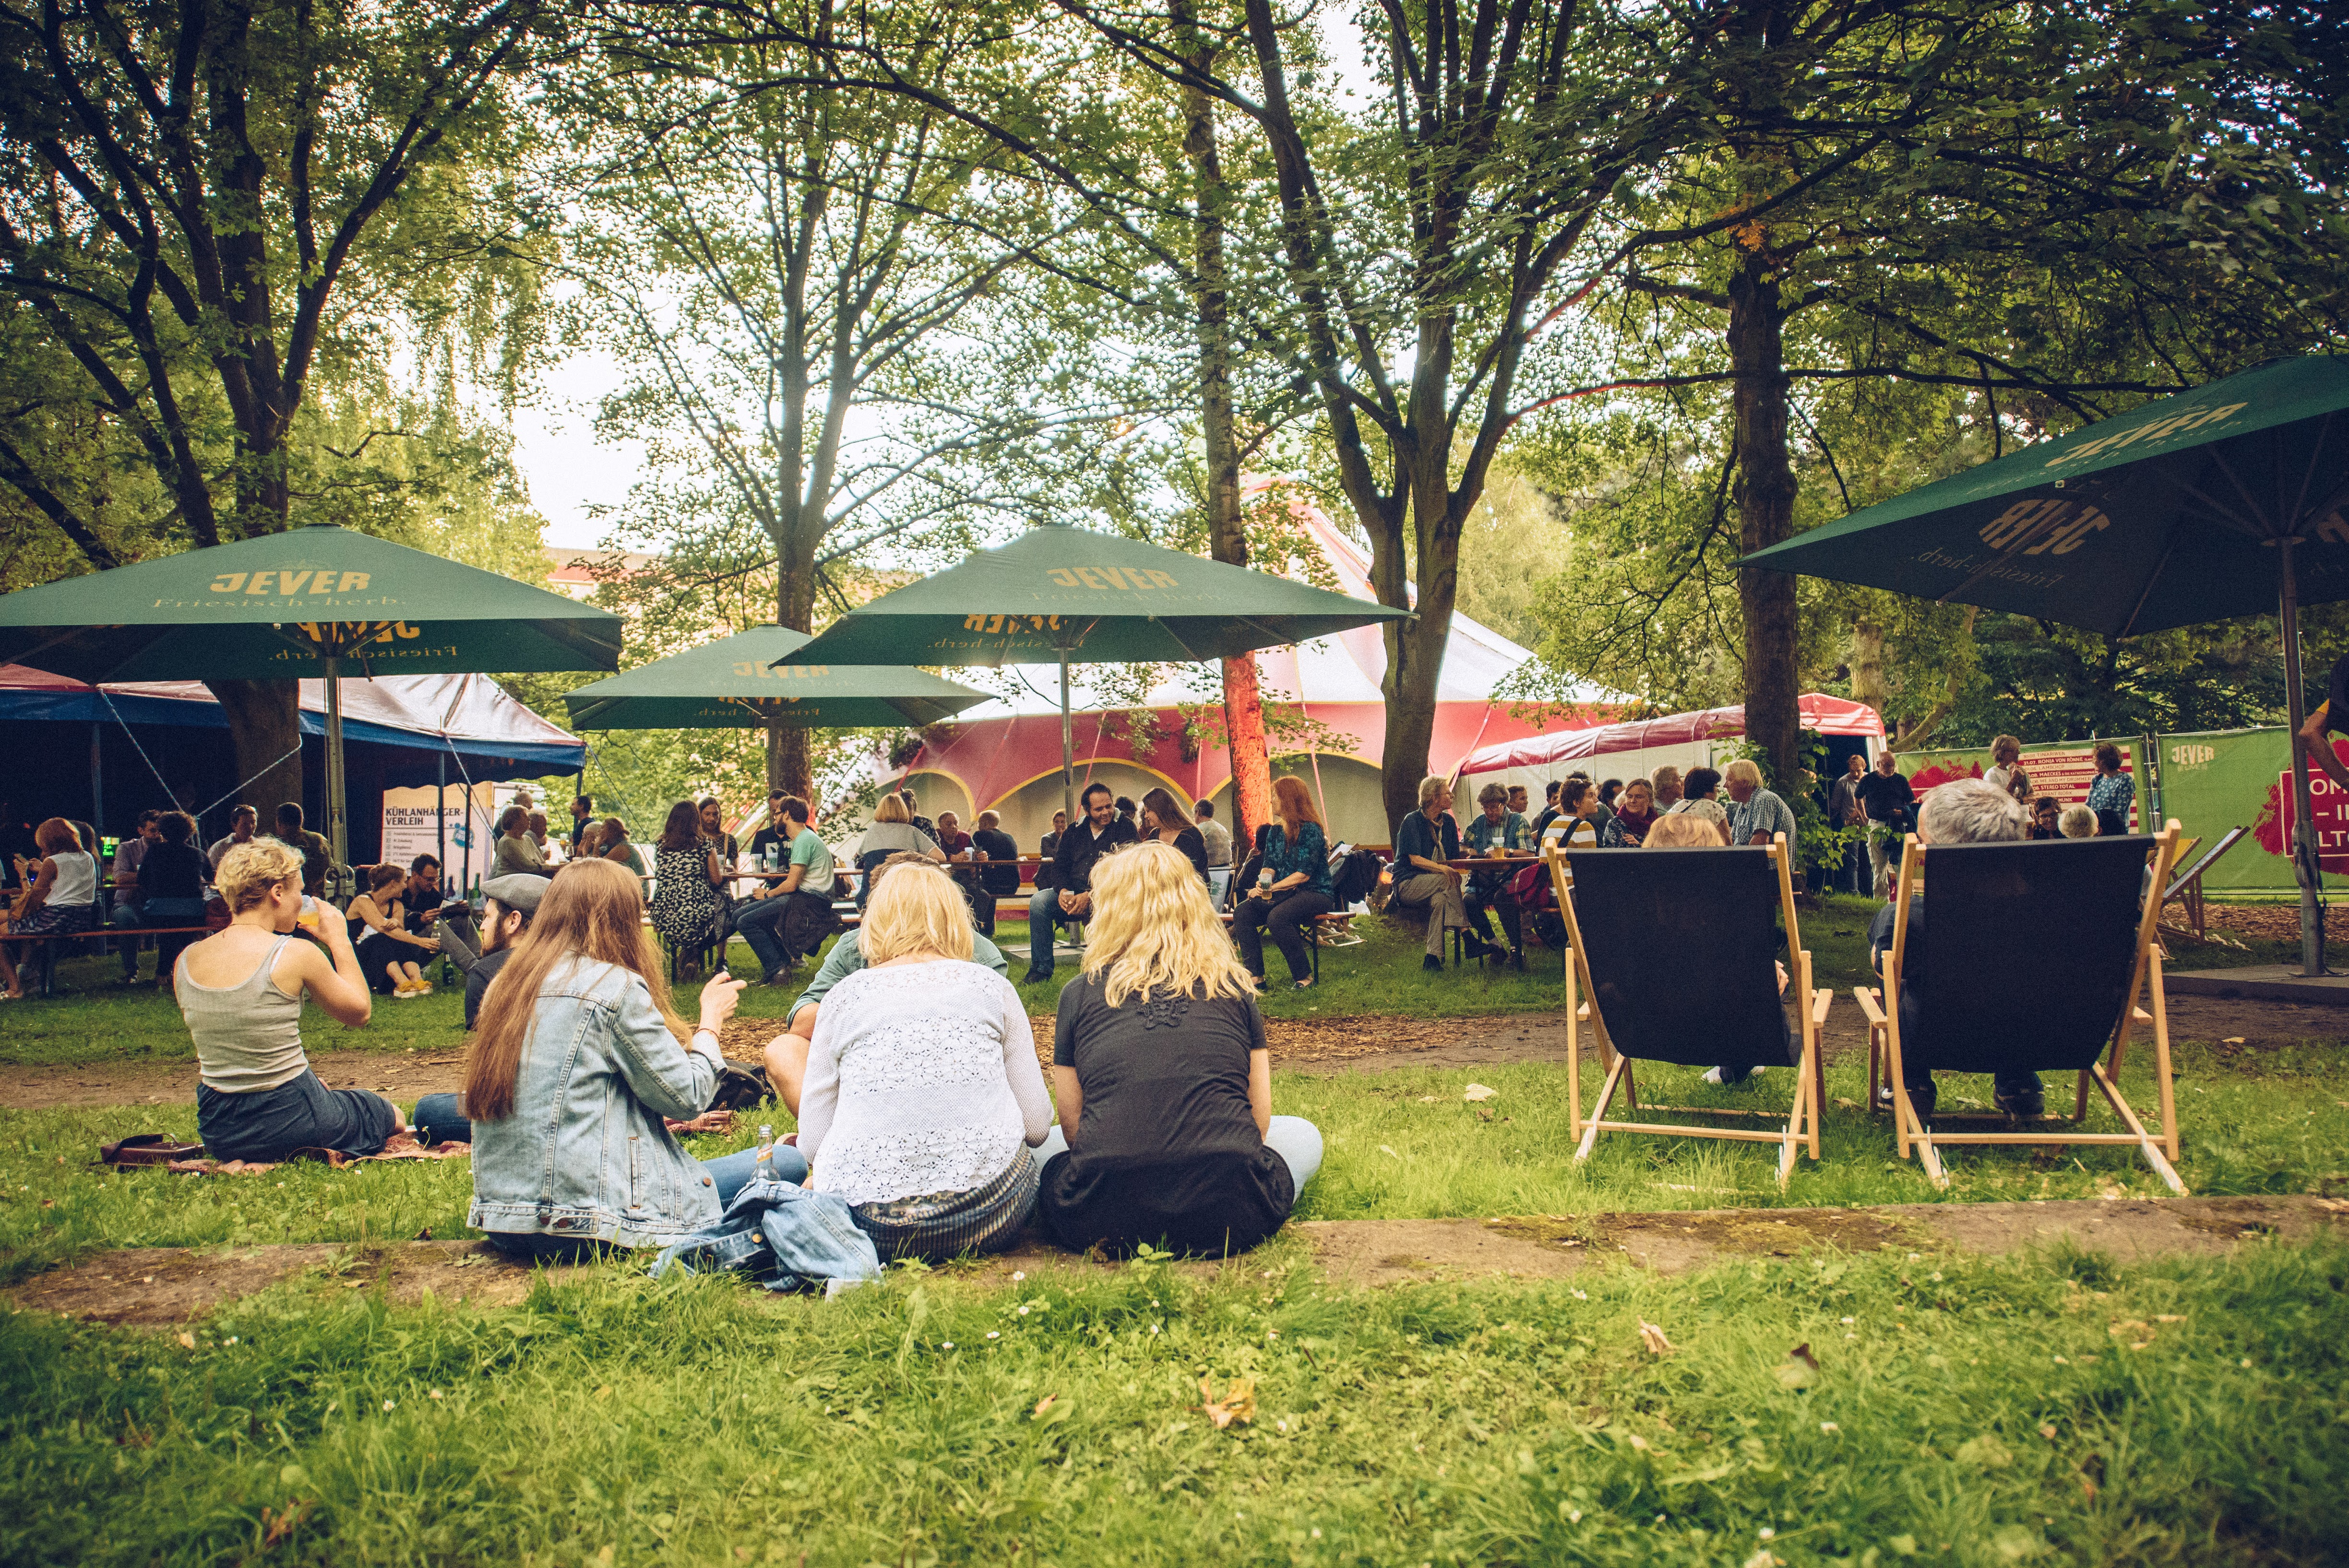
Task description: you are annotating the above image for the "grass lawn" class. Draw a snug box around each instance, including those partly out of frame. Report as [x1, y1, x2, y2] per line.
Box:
[6, 904, 2347, 1564]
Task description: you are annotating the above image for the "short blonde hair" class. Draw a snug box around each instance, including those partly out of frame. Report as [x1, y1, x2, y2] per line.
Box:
[1722, 758, 1764, 788]
[1991, 734, 2022, 763]
[1417, 774, 1449, 809]
[1083, 840, 1256, 1007]
[1644, 814, 1726, 847]
[858, 860, 974, 965]
[216, 839, 304, 911]
[873, 793, 911, 825]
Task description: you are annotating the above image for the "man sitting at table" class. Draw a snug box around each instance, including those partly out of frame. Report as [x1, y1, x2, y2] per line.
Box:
[967, 809, 1022, 935]
[759, 852, 1013, 1115]
[1390, 774, 1488, 972]
[735, 795, 839, 984]
[1022, 783, 1136, 984]
[1462, 781, 1529, 971]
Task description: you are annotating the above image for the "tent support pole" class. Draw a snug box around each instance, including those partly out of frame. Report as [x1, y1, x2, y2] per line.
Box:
[1059, 648, 1075, 832]
[437, 750, 447, 885]
[89, 722, 103, 842]
[324, 654, 347, 876]
[2279, 537, 2326, 976]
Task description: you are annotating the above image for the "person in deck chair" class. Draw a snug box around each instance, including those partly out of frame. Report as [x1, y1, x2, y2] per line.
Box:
[1868, 778, 2045, 1121]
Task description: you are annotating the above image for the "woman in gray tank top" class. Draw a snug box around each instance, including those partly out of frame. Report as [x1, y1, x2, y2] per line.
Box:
[178, 839, 397, 1162]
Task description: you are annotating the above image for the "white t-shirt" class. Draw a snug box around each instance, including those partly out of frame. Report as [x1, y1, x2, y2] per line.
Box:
[798, 959, 1052, 1206]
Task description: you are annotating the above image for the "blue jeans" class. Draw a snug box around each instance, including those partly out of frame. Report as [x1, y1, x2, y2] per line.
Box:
[1032, 1115, 1322, 1192]
[411, 1094, 811, 1194]
[735, 895, 793, 977]
[1025, 888, 1089, 977]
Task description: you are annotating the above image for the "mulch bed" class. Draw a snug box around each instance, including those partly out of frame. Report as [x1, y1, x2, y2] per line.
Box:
[2196, 902, 2349, 945]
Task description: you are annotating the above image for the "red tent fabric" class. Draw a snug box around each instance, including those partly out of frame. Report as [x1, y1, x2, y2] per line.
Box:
[1455, 694, 1883, 776]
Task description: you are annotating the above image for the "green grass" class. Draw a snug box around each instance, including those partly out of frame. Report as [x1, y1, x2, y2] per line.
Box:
[4, 1231, 2345, 1565]
[8, 1042, 2346, 1289]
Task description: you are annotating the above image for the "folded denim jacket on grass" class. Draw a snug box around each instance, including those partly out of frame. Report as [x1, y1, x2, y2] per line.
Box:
[467, 956, 725, 1249]
[650, 1176, 881, 1295]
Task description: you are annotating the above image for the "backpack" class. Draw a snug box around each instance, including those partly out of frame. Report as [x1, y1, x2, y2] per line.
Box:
[1331, 846, 1383, 907]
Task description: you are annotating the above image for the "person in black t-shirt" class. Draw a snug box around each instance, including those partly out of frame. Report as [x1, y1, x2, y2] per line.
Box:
[1854, 752, 1915, 899]
[1034, 840, 1320, 1256]
[1035, 810, 1067, 892]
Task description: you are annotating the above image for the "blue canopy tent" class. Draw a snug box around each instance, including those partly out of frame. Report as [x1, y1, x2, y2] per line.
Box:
[0, 665, 584, 872]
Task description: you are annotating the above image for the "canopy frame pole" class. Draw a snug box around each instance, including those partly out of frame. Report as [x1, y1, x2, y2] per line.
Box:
[324, 653, 348, 876]
[1059, 647, 1075, 832]
[2279, 536, 2327, 976]
[437, 750, 447, 885]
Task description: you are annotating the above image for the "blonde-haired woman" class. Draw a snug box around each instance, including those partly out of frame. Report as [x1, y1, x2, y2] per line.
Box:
[1234, 775, 1334, 990]
[174, 839, 396, 1162]
[462, 857, 770, 1259]
[1036, 840, 1321, 1257]
[800, 859, 1051, 1259]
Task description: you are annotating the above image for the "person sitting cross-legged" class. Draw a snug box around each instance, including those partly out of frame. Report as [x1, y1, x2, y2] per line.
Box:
[457, 857, 790, 1259]
[1390, 774, 1486, 971]
[800, 860, 1054, 1260]
[1021, 781, 1137, 985]
[1036, 839, 1321, 1257]
[1233, 776, 1334, 990]
[175, 840, 402, 1163]
[1869, 778, 2048, 1120]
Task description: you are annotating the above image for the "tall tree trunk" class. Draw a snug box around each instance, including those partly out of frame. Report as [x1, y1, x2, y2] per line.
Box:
[1379, 555, 1456, 834]
[207, 678, 306, 827]
[1177, 5, 1272, 848]
[1848, 617, 1887, 724]
[1729, 244, 1801, 786]
[770, 541, 819, 802]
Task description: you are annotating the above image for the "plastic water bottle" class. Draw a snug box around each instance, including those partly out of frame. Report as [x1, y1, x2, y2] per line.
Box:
[755, 1124, 775, 1181]
[1258, 867, 1273, 895]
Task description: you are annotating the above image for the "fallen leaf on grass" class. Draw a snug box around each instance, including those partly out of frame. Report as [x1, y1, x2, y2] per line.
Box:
[2040, 1424, 2059, 1441]
[1788, 1342, 1821, 1371]
[1198, 1376, 1256, 1430]
[1775, 1342, 1821, 1388]
[1462, 1083, 1497, 1102]
[260, 1500, 311, 1548]
[1638, 1321, 1674, 1356]
[2222, 1037, 2245, 1045]
[176, 1331, 196, 1349]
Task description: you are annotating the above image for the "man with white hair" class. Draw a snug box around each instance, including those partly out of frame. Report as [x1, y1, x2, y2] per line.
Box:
[1722, 758, 1798, 850]
[1868, 778, 2041, 1120]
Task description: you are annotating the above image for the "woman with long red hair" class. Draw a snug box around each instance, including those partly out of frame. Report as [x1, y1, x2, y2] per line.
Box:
[1233, 776, 1335, 991]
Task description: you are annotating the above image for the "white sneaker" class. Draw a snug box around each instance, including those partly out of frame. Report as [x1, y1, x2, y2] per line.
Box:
[1701, 1066, 1723, 1085]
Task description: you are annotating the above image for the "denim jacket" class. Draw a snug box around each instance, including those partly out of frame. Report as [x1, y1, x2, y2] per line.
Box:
[650, 1175, 881, 1295]
[467, 956, 724, 1248]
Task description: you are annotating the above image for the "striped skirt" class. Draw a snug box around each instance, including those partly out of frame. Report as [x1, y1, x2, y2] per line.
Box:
[852, 1144, 1039, 1262]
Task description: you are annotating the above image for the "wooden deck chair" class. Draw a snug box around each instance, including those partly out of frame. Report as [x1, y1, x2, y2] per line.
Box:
[1547, 835, 1832, 1189]
[1853, 823, 2184, 1193]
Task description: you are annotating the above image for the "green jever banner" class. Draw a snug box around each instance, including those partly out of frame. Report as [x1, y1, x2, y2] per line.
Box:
[1893, 728, 2330, 896]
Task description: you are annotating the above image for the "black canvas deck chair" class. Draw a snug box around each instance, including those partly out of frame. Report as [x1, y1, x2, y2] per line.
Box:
[1853, 823, 2184, 1193]
[1548, 835, 1831, 1188]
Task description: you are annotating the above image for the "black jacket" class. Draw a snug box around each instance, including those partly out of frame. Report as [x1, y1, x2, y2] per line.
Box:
[1054, 815, 1139, 894]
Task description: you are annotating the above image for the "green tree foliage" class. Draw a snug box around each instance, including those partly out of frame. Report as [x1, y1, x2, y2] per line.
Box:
[0, 0, 559, 805]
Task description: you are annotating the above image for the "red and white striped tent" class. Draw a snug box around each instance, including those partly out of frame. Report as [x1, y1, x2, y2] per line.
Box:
[1453, 693, 1884, 796]
[889, 504, 1621, 847]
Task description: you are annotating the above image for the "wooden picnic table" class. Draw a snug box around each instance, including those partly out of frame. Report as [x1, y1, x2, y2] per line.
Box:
[1441, 854, 1544, 871]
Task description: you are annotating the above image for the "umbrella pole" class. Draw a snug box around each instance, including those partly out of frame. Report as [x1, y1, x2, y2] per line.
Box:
[325, 655, 348, 879]
[1060, 649, 1076, 831]
[2279, 538, 2326, 976]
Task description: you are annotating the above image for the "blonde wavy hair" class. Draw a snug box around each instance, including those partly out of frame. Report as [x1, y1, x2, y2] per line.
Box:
[860, 860, 975, 965]
[1083, 839, 1256, 1007]
[215, 839, 305, 911]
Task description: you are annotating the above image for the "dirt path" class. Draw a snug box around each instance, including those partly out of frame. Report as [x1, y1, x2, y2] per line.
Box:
[12, 1195, 2341, 1325]
[3, 993, 2340, 1111]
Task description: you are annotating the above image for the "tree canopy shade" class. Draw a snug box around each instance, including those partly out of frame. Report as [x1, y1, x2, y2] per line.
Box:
[1737, 357, 2349, 636]
[561, 626, 989, 731]
[0, 523, 622, 682]
[773, 523, 1409, 668]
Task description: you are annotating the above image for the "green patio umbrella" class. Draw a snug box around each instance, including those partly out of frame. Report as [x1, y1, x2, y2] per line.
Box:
[0, 523, 621, 868]
[1739, 354, 2349, 973]
[774, 522, 1411, 823]
[562, 626, 991, 730]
